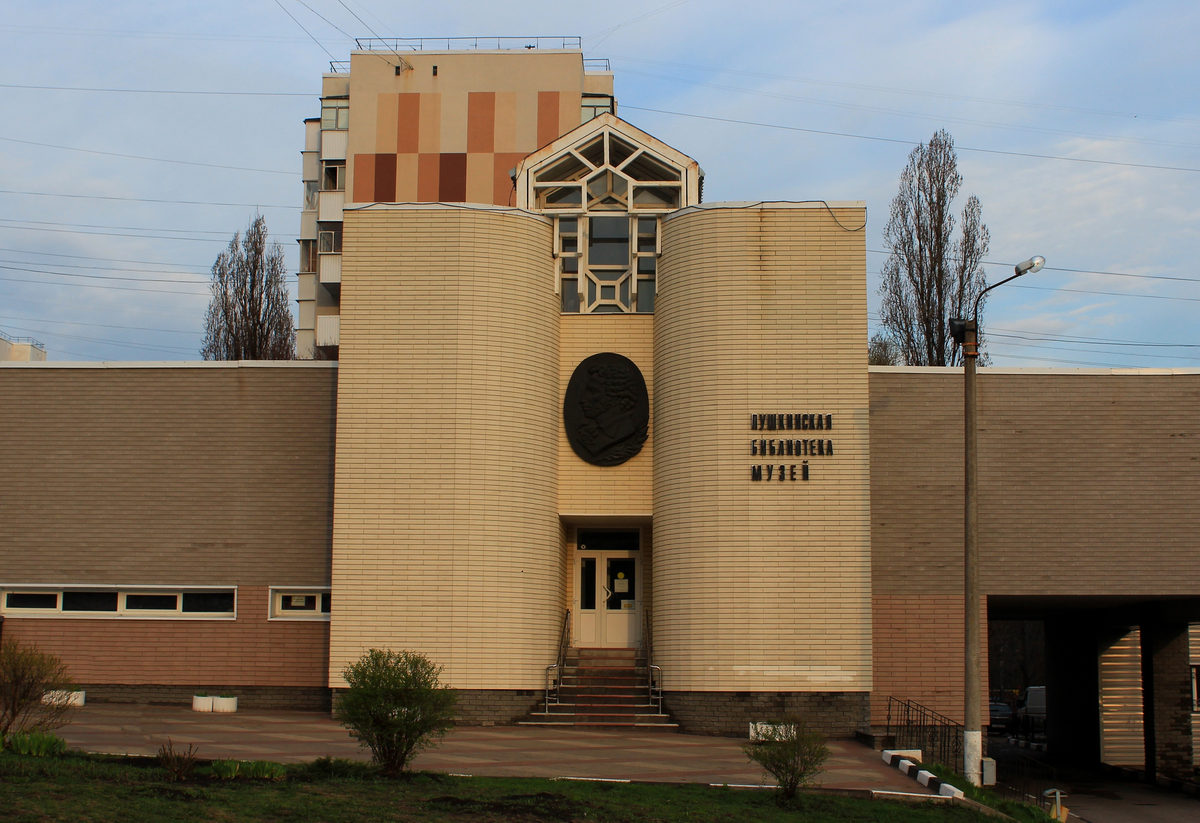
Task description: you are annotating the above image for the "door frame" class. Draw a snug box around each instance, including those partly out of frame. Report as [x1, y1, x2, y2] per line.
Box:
[572, 528, 644, 649]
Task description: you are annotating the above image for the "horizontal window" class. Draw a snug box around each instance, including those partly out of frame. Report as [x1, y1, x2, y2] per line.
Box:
[270, 588, 331, 620]
[0, 587, 236, 619]
[183, 591, 235, 613]
[63, 591, 118, 612]
[125, 593, 178, 611]
[5, 592, 58, 610]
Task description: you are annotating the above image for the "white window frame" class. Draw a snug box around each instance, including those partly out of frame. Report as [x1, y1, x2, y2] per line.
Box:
[0, 586, 238, 620]
[268, 587, 331, 621]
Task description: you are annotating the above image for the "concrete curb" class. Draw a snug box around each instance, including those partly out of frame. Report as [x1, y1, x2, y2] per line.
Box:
[881, 750, 964, 799]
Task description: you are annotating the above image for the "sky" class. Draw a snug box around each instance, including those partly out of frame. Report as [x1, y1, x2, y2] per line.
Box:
[1, 0, 1197, 367]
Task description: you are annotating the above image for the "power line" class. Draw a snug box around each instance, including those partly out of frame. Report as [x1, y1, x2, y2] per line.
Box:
[0, 257, 205, 276]
[585, 0, 695, 52]
[866, 250, 1200, 284]
[333, 1, 410, 72]
[0, 275, 209, 297]
[272, 0, 337, 61]
[0, 188, 298, 209]
[620, 69, 1199, 151]
[0, 315, 202, 336]
[0, 83, 311, 97]
[0, 247, 209, 270]
[622, 106, 1200, 174]
[0, 217, 248, 236]
[0, 224, 298, 244]
[0, 225, 237, 243]
[868, 311, 1195, 350]
[2, 324, 196, 354]
[0, 24, 320, 44]
[0, 262, 209, 286]
[987, 331, 1200, 349]
[609, 56, 1200, 126]
[987, 336, 1200, 362]
[292, 0, 353, 39]
[1008, 282, 1200, 303]
[0, 136, 295, 175]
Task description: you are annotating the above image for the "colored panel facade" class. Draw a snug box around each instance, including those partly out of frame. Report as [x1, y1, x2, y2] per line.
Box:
[345, 50, 594, 208]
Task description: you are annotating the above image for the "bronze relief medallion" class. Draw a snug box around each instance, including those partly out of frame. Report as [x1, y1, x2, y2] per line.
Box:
[563, 352, 649, 467]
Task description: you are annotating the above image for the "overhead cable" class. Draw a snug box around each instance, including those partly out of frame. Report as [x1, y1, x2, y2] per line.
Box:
[0, 136, 295, 175]
[622, 106, 1200, 174]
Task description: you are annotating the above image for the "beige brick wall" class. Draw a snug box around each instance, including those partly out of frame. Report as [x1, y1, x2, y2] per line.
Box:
[870, 368, 1200, 597]
[558, 315, 654, 517]
[0, 363, 337, 586]
[331, 204, 560, 689]
[652, 203, 872, 692]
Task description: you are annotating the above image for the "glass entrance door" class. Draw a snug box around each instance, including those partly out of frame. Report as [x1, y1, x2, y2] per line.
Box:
[573, 530, 642, 648]
[602, 556, 638, 646]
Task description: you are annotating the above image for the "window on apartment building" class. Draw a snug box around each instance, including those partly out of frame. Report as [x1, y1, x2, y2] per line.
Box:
[322, 161, 346, 192]
[318, 230, 342, 254]
[299, 240, 317, 273]
[269, 588, 331, 620]
[321, 100, 350, 130]
[534, 130, 678, 314]
[304, 180, 319, 210]
[0, 588, 236, 618]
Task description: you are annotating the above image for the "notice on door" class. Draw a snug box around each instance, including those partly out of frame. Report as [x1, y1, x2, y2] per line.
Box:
[614, 579, 629, 593]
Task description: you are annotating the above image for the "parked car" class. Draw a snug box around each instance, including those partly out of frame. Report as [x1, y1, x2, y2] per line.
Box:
[1017, 686, 1046, 720]
[989, 701, 1015, 734]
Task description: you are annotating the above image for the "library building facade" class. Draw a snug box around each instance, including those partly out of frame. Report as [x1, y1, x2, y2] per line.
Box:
[2, 43, 1198, 780]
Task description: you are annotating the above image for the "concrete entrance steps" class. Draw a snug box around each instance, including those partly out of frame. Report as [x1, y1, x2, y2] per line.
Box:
[520, 648, 677, 731]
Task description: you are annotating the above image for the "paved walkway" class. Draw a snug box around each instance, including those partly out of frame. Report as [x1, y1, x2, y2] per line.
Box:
[1062, 779, 1200, 823]
[59, 703, 920, 792]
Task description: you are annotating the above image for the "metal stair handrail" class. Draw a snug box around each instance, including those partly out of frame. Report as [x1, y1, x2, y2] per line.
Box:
[886, 696, 968, 773]
[544, 609, 571, 706]
[643, 607, 662, 713]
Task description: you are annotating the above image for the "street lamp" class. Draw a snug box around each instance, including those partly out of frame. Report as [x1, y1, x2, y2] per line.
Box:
[950, 255, 1045, 786]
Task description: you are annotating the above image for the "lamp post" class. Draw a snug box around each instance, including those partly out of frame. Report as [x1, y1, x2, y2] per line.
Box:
[950, 255, 1045, 786]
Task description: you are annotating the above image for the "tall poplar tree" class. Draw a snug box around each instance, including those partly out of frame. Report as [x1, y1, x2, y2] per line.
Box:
[876, 130, 990, 366]
[202, 215, 295, 361]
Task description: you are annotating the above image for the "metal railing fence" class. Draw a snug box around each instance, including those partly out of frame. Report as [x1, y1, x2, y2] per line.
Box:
[356, 36, 582, 52]
[886, 696, 966, 773]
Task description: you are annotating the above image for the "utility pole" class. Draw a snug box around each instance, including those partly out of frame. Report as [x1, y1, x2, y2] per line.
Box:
[951, 255, 1045, 786]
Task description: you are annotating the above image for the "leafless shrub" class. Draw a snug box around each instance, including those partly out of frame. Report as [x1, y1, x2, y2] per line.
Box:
[0, 640, 76, 747]
[157, 739, 200, 781]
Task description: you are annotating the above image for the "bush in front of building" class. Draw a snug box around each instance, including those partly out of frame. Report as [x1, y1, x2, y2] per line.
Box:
[0, 639, 76, 748]
[334, 649, 458, 777]
[157, 738, 199, 781]
[742, 718, 830, 803]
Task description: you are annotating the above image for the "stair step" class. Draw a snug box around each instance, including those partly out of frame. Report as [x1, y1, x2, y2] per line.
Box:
[530, 648, 669, 730]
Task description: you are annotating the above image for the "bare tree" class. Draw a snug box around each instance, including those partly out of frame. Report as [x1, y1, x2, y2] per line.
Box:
[202, 215, 295, 360]
[877, 130, 990, 367]
[868, 333, 902, 366]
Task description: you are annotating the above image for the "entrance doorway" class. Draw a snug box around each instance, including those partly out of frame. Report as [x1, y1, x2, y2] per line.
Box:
[574, 530, 641, 648]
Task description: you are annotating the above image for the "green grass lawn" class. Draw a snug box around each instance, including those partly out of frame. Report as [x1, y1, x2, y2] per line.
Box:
[0, 750, 1010, 823]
